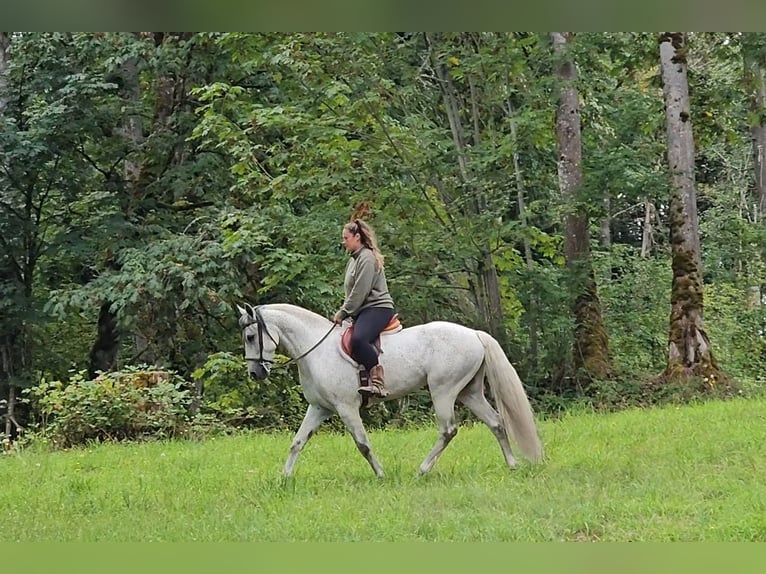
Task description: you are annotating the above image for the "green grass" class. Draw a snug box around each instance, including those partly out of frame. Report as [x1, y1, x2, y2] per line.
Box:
[2, 397, 765, 541]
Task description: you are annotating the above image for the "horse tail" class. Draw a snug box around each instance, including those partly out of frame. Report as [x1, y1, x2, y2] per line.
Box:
[476, 331, 543, 462]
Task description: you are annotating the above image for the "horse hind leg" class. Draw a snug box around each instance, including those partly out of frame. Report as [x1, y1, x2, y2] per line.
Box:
[336, 405, 385, 478]
[283, 404, 333, 477]
[418, 392, 460, 475]
[458, 372, 517, 469]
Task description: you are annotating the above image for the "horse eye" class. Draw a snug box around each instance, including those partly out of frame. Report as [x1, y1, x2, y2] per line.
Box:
[246, 334, 255, 343]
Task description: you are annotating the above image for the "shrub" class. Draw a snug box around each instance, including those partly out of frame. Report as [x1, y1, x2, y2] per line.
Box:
[192, 352, 306, 430]
[24, 366, 191, 448]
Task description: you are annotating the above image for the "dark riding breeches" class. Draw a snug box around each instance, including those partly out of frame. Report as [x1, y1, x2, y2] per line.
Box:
[350, 307, 395, 371]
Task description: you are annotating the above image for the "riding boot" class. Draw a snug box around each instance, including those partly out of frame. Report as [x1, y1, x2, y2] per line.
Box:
[358, 364, 389, 398]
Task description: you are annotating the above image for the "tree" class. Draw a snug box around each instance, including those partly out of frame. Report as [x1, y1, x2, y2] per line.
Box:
[1, 33, 108, 435]
[0, 30, 18, 439]
[424, 33, 509, 346]
[742, 33, 766, 220]
[659, 32, 723, 381]
[49, 33, 242, 380]
[5, 32, 765, 433]
[551, 32, 611, 384]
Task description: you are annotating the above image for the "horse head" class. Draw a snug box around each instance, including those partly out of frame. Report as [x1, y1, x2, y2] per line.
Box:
[237, 303, 278, 381]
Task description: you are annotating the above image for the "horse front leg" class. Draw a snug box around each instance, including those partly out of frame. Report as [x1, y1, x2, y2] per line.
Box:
[283, 404, 332, 477]
[336, 405, 385, 478]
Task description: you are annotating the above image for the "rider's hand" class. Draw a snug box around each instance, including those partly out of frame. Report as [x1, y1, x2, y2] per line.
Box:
[332, 310, 344, 325]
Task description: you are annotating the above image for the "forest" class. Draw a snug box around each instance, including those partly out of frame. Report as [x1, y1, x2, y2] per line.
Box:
[1, 32, 765, 444]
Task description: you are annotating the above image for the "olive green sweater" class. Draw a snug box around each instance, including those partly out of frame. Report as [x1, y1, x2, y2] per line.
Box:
[338, 247, 394, 319]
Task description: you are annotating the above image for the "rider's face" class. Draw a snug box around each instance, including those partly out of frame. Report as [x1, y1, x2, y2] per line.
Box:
[342, 229, 361, 252]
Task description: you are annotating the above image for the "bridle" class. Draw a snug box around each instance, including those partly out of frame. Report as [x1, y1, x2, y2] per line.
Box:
[242, 307, 278, 370]
[242, 306, 336, 372]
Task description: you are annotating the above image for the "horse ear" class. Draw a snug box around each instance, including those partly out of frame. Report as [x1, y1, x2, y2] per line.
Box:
[237, 304, 256, 320]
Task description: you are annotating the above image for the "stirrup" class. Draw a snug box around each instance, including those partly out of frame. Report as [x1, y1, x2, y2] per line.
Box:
[358, 383, 389, 398]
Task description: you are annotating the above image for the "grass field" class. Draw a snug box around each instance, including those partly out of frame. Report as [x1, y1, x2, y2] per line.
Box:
[1, 397, 764, 541]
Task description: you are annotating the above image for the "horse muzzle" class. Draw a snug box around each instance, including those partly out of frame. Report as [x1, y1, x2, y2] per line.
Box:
[248, 362, 270, 381]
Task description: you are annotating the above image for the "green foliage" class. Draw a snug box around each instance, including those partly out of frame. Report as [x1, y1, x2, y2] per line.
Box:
[700, 180, 765, 284]
[23, 366, 191, 447]
[704, 282, 766, 384]
[5, 31, 766, 438]
[510, 261, 574, 389]
[191, 352, 305, 429]
[596, 245, 671, 376]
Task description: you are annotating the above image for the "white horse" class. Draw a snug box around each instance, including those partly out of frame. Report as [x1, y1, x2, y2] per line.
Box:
[237, 303, 543, 477]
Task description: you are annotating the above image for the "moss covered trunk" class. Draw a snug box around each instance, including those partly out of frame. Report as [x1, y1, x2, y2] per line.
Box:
[660, 32, 722, 382]
[552, 32, 611, 383]
[571, 261, 611, 380]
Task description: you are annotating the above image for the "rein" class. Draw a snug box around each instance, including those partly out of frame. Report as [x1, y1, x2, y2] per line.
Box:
[244, 307, 337, 370]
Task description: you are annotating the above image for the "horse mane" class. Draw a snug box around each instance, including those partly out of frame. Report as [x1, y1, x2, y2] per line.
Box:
[263, 303, 329, 326]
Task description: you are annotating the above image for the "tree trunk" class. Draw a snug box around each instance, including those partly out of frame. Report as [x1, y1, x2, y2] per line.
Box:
[88, 302, 120, 378]
[1, 341, 17, 439]
[753, 78, 766, 218]
[0, 32, 24, 438]
[551, 32, 611, 383]
[79, 39, 144, 374]
[600, 197, 612, 249]
[505, 71, 538, 368]
[640, 200, 655, 258]
[117, 38, 153, 363]
[659, 32, 721, 381]
[743, 37, 766, 219]
[742, 34, 765, 307]
[0, 33, 13, 438]
[5, 379, 17, 440]
[0, 32, 8, 111]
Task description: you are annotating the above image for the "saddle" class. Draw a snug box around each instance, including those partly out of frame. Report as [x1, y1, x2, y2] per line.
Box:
[340, 314, 402, 363]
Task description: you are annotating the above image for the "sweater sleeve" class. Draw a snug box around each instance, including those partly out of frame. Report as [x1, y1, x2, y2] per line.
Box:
[339, 251, 375, 318]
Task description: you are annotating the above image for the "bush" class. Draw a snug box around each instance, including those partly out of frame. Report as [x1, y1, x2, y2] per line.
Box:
[583, 373, 748, 413]
[24, 366, 192, 448]
[192, 352, 306, 430]
[191, 352, 440, 431]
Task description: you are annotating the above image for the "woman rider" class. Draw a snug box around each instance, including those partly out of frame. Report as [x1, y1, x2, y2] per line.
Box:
[332, 219, 396, 398]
